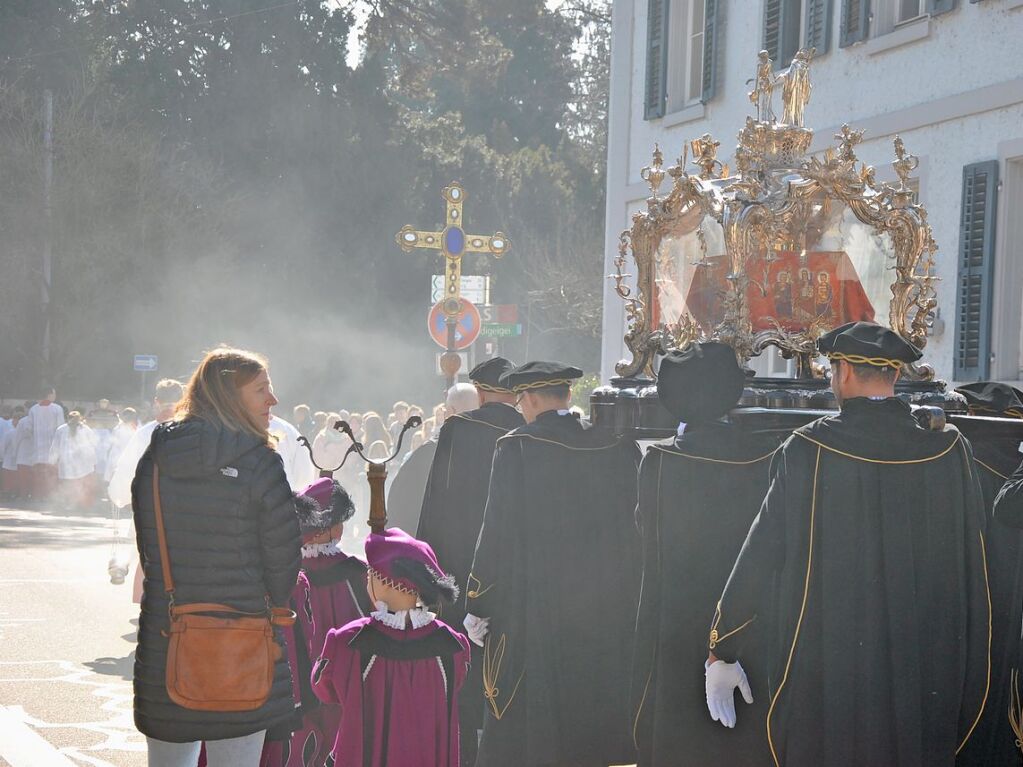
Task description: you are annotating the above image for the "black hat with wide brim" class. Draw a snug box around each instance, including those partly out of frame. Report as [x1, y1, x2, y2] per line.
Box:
[656, 342, 745, 423]
[955, 382, 1023, 419]
[468, 357, 516, 393]
[818, 321, 922, 369]
[499, 361, 583, 394]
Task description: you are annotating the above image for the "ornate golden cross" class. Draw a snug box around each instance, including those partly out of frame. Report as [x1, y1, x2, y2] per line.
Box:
[396, 182, 509, 317]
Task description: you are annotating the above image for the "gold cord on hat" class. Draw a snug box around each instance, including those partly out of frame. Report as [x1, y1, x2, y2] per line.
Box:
[824, 352, 903, 370]
[511, 378, 576, 393]
[473, 381, 514, 393]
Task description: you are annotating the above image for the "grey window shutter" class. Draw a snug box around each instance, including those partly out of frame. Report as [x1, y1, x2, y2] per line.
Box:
[954, 160, 999, 381]
[702, 0, 721, 103]
[927, 0, 957, 14]
[644, 0, 670, 120]
[763, 0, 784, 64]
[839, 0, 870, 47]
[805, 0, 833, 54]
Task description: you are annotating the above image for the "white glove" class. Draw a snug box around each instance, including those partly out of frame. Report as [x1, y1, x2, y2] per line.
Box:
[705, 659, 753, 728]
[463, 613, 490, 647]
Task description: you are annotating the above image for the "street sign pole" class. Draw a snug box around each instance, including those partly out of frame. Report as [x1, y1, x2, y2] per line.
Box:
[440, 318, 460, 390]
[133, 354, 158, 407]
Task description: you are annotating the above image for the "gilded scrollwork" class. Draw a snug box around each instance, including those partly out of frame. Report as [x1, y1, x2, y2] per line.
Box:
[613, 49, 938, 381]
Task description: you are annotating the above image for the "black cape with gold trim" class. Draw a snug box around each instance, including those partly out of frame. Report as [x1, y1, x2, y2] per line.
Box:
[632, 422, 777, 767]
[416, 401, 524, 767]
[417, 402, 526, 623]
[713, 398, 990, 767]
[957, 438, 1023, 766]
[468, 410, 641, 767]
[992, 453, 1023, 762]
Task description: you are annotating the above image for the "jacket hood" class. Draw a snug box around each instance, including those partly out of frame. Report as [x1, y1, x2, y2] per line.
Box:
[150, 417, 267, 479]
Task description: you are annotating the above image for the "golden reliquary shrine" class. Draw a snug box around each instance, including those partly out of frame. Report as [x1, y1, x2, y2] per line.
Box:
[590, 47, 1023, 447]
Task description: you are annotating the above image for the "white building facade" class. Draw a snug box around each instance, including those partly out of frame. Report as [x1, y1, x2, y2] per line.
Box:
[601, 0, 1023, 384]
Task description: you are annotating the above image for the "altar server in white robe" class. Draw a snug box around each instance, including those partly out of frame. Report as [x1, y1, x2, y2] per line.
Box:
[104, 408, 138, 484]
[269, 414, 317, 491]
[26, 387, 64, 499]
[107, 380, 183, 509]
[106, 379, 184, 604]
[49, 412, 98, 509]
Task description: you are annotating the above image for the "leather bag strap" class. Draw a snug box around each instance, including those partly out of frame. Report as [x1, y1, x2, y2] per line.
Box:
[151, 463, 293, 626]
[168, 602, 294, 622]
[152, 464, 175, 596]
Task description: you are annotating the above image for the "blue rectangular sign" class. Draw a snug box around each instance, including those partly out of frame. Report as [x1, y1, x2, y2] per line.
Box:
[134, 354, 158, 372]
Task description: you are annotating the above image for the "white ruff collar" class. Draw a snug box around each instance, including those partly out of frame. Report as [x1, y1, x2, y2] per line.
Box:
[300, 541, 344, 559]
[370, 601, 436, 630]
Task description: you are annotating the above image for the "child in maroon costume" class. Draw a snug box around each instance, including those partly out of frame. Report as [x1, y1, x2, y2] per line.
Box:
[261, 477, 373, 767]
[311, 527, 470, 767]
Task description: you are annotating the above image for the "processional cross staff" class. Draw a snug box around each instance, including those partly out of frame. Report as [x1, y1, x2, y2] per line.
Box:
[396, 183, 510, 388]
[296, 416, 422, 534]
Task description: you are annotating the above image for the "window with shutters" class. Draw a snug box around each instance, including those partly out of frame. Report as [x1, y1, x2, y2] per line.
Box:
[665, 0, 707, 112]
[764, 0, 833, 69]
[646, 0, 721, 119]
[954, 161, 999, 381]
[644, 0, 669, 119]
[868, 0, 957, 39]
[897, 0, 926, 23]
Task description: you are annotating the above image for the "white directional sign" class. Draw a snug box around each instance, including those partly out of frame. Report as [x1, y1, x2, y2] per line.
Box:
[431, 275, 488, 305]
[133, 354, 158, 372]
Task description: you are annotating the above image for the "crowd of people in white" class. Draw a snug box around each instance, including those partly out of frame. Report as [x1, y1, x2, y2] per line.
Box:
[0, 380, 458, 517]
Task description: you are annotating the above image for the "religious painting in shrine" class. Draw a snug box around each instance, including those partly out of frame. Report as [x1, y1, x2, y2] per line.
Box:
[685, 250, 875, 333]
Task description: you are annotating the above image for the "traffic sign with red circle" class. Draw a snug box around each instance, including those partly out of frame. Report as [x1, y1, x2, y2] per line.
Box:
[428, 299, 481, 350]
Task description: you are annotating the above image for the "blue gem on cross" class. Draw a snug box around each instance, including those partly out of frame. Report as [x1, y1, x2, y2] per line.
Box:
[444, 226, 465, 257]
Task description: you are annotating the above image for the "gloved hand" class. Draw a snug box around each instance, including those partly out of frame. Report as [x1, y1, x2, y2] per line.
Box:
[705, 659, 753, 728]
[463, 613, 490, 647]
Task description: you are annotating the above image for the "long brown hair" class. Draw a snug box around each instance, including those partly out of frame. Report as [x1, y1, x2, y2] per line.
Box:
[175, 347, 270, 441]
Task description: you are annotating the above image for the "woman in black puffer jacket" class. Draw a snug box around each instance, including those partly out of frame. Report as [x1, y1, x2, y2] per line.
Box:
[132, 347, 301, 766]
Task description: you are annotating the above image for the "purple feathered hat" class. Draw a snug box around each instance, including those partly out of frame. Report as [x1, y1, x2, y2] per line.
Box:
[365, 527, 459, 605]
[295, 477, 356, 536]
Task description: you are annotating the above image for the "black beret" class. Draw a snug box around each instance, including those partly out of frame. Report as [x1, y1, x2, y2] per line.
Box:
[656, 342, 745, 423]
[468, 357, 516, 393]
[955, 382, 1023, 419]
[499, 360, 583, 394]
[818, 321, 922, 369]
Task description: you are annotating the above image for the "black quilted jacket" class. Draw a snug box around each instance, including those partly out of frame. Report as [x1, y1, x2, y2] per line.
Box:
[131, 417, 301, 743]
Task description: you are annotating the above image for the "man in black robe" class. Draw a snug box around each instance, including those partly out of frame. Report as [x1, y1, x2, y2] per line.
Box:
[706, 322, 990, 767]
[954, 383, 1023, 766]
[386, 384, 479, 532]
[466, 361, 641, 767]
[416, 356, 525, 766]
[632, 342, 776, 766]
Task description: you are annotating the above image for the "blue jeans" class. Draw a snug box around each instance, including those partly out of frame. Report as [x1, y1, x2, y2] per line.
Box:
[146, 730, 266, 767]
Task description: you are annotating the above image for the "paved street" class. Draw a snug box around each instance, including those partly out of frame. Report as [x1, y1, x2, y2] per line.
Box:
[0, 501, 144, 767]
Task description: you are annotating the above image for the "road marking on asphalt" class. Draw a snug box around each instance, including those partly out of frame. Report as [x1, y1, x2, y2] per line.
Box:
[0, 705, 78, 767]
[0, 660, 143, 762]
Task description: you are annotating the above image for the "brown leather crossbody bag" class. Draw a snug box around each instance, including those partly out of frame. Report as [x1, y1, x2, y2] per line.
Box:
[152, 465, 296, 712]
